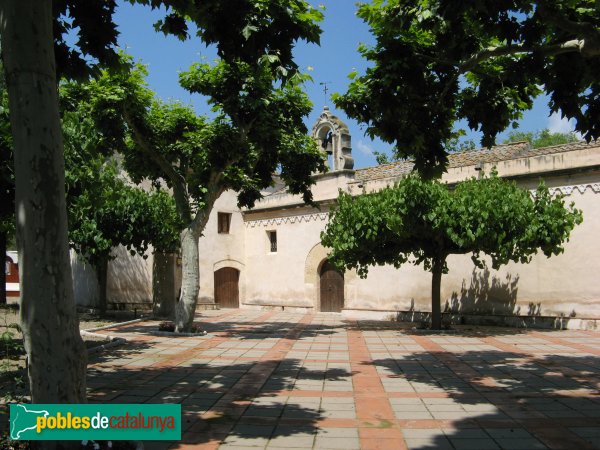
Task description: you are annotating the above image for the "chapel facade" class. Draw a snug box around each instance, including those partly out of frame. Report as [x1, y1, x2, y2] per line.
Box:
[74, 107, 600, 329]
[189, 107, 600, 327]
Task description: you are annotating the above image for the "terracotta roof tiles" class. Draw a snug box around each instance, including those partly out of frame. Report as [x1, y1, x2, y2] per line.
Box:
[355, 140, 598, 182]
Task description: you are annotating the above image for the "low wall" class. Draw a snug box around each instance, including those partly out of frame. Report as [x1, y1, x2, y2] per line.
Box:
[342, 308, 599, 331]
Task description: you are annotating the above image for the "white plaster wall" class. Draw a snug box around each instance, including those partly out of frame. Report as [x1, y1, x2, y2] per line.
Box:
[244, 212, 330, 308]
[70, 143, 600, 319]
[72, 246, 154, 308]
[348, 174, 600, 318]
[71, 252, 99, 307]
[106, 246, 153, 307]
[251, 171, 354, 211]
[242, 146, 600, 319]
[197, 190, 246, 304]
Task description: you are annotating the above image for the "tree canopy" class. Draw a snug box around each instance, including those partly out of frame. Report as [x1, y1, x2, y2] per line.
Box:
[321, 173, 582, 329]
[62, 105, 181, 313]
[52, 0, 323, 79]
[502, 129, 580, 148]
[72, 54, 325, 331]
[61, 83, 182, 259]
[334, 0, 600, 177]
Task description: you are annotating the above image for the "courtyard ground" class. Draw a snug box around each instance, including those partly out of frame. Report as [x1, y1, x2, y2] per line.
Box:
[0, 306, 146, 384]
[81, 310, 600, 450]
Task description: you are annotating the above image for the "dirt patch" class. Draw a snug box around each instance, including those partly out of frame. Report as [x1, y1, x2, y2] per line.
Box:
[0, 306, 139, 402]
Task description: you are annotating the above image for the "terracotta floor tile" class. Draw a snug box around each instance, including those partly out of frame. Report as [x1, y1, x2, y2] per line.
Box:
[360, 437, 408, 450]
[359, 427, 404, 439]
[355, 399, 394, 421]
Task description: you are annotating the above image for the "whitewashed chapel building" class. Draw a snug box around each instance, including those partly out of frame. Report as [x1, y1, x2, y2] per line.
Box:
[78, 107, 600, 327]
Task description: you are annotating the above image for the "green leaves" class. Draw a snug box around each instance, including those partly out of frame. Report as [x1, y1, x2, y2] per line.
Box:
[0, 78, 15, 237]
[71, 47, 324, 234]
[336, 0, 600, 176]
[61, 94, 181, 266]
[322, 172, 582, 278]
[502, 129, 580, 148]
[143, 0, 322, 81]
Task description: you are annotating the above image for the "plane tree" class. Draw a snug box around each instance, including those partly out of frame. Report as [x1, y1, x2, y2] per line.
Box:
[66, 160, 180, 315]
[321, 173, 582, 329]
[334, 0, 600, 177]
[77, 56, 326, 332]
[0, 0, 323, 407]
[61, 90, 181, 315]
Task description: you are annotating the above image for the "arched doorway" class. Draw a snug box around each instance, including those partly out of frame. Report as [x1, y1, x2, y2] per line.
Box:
[214, 267, 239, 308]
[319, 260, 344, 312]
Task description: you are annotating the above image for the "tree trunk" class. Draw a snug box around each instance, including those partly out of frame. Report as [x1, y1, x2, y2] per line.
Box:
[0, 0, 87, 410]
[0, 231, 6, 305]
[95, 257, 109, 316]
[431, 257, 445, 330]
[153, 252, 176, 319]
[174, 228, 200, 332]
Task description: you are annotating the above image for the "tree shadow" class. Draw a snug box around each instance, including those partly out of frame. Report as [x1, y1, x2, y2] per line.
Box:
[88, 341, 154, 365]
[110, 318, 342, 341]
[356, 319, 542, 337]
[107, 247, 152, 310]
[447, 267, 520, 316]
[369, 347, 600, 449]
[204, 321, 341, 341]
[85, 315, 599, 448]
[86, 347, 351, 448]
[440, 267, 578, 329]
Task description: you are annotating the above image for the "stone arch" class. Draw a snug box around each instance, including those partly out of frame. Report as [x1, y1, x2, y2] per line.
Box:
[304, 243, 358, 311]
[214, 259, 244, 272]
[311, 106, 354, 172]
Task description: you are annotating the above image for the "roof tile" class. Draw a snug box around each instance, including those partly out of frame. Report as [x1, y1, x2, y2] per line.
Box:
[355, 140, 598, 182]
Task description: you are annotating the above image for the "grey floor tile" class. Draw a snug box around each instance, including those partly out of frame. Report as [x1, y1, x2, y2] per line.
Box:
[313, 436, 361, 449]
[404, 437, 453, 449]
[494, 438, 547, 449]
[450, 438, 501, 449]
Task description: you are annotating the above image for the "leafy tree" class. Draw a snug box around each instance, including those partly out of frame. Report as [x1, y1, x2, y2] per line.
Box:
[503, 129, 579, 148]
[321, 173, 582, 329]
[78, 54, 325, 331]
[334, 0, 600, 177]
[373, 150, 392, 165]
[445, 135, 477, 153]
[0, 0, 322, 407]
[0, 0, 128, 407]
[65, 155, 180, 315]
[62, 91, 181, 315]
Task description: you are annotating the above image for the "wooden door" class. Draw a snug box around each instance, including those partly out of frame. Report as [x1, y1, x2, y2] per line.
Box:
[214, 267, 239, 308]
[320, 260, 344, 312]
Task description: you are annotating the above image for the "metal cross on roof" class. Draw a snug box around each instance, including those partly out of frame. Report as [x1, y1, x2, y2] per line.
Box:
[319, 81, 331, 103]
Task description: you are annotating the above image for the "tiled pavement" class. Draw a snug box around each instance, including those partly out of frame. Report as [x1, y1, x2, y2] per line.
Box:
[87, 310, 600, 449]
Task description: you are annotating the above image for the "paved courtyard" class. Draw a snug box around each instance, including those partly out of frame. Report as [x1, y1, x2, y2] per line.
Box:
[88, 310, 600, 449]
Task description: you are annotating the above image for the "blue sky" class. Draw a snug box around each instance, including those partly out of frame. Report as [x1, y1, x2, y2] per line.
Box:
[114, 0, 576, 169]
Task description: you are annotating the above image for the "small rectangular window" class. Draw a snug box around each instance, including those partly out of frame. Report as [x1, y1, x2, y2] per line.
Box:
[218, 212, 232, 234]
[267, 230, 277, 253]
[5, 261, 10, 276]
